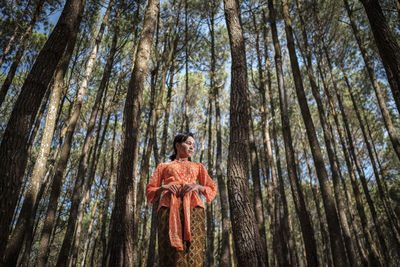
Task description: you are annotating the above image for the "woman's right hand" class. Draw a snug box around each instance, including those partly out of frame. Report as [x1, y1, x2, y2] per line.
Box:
[161, 184, 180, 196]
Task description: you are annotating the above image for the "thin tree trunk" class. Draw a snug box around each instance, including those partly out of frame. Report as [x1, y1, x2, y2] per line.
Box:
[100, 111, 118, 267]
[267, 1, 318, 265]
[183, 0, 190, 132]
[249, 110, 269, 266]
[343, 0, 400, 162]
[281, 0, 347, 265]
[248, 10, 269, 266]
[56, 2, 115, 265]
[331, 63, 383, 265]
[0, 0, 46, 105]
[344, 64, 400, 249]
[2, 19, 75, 265]
[69, 98, 111, 267]
[301, 144, 332, 267]
[260, 6, 292, 266]
[106, 0, 159, 265]
[206, 89, 215, 267]
[359, 0, 400, 115]
[223, 0, 264, 264]
[210, 1, 230, 265]
[79, 173, 103, 267]
[0, 0, 32, 69]
[313, 41, 362, 266]
[0, 0, 85, 258]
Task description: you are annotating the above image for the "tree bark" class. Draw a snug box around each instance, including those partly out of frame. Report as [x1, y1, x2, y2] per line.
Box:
[314, 44, 360, 266]
[267, 1, 318, 265]
[0, 0, 86, 259]
[0, 0, 32, 69]
[343, 0, 400, 162]
[359, 0, 400, 115]
[281, 0, 348, 265]
[0, 0, 46, 105]
[105, 0, 159, 265]
[249, 9, 269, 266]
[2, 12, 75, 265]
[206, 87, 215, 267]
[223, 0, 264, 265]
[260, 6, 292, 266]
[55, 2, 115, 265]
[210, 1, 231, 265]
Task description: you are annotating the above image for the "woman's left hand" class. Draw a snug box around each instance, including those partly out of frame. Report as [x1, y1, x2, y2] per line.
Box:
[179, 184, 205, 197]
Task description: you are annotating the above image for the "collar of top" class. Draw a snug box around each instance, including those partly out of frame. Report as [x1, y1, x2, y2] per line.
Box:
[174, 158, 189, 163]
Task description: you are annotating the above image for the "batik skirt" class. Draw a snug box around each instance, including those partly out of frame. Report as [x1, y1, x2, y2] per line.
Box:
[157, 206, 205, 267]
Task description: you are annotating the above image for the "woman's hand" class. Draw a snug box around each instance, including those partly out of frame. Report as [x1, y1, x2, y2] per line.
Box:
[179, 184, 205, 197]
[161, 184, 180, 196]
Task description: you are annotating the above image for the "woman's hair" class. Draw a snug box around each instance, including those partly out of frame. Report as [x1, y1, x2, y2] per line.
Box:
[169, 132, 194, 161]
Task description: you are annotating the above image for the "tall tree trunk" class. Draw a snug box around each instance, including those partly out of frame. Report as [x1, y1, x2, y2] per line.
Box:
[2, 15, 75, 266]
[0, 0, 32, 69]
[248, 9, 269, 266]
[35, 2, 111, 265]
[267, 1, 318, 265]
[359, 0, 400, 115]
[332, 62, 383, 265]
[301, 144, 332, 267]
[100, 111, 118, 267]
[343, 65, 400, 251]
[343, 0, 400, 162]
[55, 2, 115, 264]
[79, 177, 103, 267]
[223, 0, 264, 265]
[209, 2, 231, 265]
[69, 97, 111, 267]
[249, 110, 269, 265]
[0, 0, 46, 105]
[0, 0, 86, 258]
[183, 0, 190, 132]
[313, 46, 360, 266]
[106, 0, 159, 265]
[260, 6, 292, 266]
[281, 0, 347, 265]
[206, 90, 215, 267]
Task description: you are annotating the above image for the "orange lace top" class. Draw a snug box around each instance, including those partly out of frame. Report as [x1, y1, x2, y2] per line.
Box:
[146, 159, 217, 251]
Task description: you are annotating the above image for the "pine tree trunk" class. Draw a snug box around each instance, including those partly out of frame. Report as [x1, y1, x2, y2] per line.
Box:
[344, 65, 400, 250]
[281, 0, 347, 265]
[210, 3, 231, 265]
[0, 0, 32, 69]
[79, 177, 103, 267]
[301, 146, 332, 267]
[106, 0, 159, 265]
[260, 6, 292, 266]
[267, 1, 318, 265]
[334, 65, 383, 265]
[223, 0, 264, 264]
[0, 0, 86, 259]
[69, 100, 111, 267]
[2, 19, 74, 266]
[55, 2, 115, 264]
[183, 0, 190, 132]
[343, 0, 400, 162]
[359, 0, 400, 115]
[315, 42, 362, 265]
[0, 0, 46, 105]
[100, 111, 118, 267]
[206, 91, 215, 267]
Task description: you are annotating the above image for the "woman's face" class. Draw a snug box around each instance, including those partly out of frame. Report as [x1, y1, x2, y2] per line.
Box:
[176, 136, 195, 158]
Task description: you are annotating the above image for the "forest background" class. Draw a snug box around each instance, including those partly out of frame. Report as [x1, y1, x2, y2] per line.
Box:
[0, 0, 400, 266]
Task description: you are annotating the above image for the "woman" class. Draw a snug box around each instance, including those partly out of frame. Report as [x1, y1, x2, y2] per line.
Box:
[146, 132, 217, 266]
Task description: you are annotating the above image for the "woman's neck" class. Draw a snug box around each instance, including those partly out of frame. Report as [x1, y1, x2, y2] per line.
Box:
[176, 155, 188, 162]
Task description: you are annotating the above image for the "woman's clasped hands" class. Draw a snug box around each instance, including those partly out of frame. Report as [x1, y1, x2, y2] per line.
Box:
[161, 183, 205, 197]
